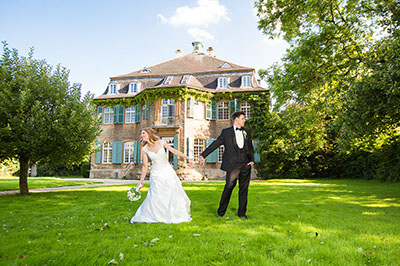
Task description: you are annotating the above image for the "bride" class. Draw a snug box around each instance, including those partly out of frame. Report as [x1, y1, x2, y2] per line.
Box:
[130, 128, 193, 224]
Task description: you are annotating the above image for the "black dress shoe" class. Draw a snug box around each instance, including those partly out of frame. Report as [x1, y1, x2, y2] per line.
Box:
[239, 215, 248, 219]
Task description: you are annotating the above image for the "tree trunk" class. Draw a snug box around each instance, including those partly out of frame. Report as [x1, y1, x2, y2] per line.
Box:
[19, 156, 29, 195]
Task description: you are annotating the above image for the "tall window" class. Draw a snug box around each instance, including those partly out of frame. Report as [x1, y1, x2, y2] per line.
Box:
[104, 107, 114, 124]
[218, 146, 225, 163]
[124, 142, 134, 163]
[241, 76, 252, 87]
[161, 99, 175, 125]
[193, 100, 204, 119]
[125, 107, 135, 123]
[109, 84, 117, 94]
[240, 101, 252, 119]
[163, 76, 173, 85]
[217, 77, 228, 88]
[102, 142, 112, 164]
[217, 102, 229, 120]
[194, 139, 205, 162]
[129, 82, 139, 94]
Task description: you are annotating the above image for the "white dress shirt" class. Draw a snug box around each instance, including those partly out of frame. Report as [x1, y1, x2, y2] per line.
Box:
[233, 125, 244, 149]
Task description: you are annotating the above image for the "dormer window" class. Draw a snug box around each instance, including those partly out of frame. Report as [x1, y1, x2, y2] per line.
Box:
[109, 84, 117, 95]
[163, 76, 173, 85]
[140, 67, 150, 73]
[241, 76, 252, 88]
[217, 77, 228, 89]
[129, 82, 140, 94]
[221, 62, 232, 68]
[180, 75, 191, 84]
[181, 75, 190, 84]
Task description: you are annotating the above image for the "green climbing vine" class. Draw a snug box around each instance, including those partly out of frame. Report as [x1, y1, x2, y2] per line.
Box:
[92, 87, 265, 108]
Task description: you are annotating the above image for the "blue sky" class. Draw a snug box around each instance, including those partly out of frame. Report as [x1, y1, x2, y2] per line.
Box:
[0, 0, 289, 96]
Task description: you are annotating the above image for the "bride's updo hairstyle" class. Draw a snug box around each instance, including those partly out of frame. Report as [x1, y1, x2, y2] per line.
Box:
[141, 127, 160, 146]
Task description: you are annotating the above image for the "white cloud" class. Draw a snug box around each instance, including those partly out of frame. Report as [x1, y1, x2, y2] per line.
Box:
[188, 28, 214, 41]
[157, 14, 168, 24]
[158, 0, 230, 27]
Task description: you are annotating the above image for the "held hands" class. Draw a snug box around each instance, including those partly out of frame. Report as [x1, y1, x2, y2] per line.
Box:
[199, 156, 206, 166]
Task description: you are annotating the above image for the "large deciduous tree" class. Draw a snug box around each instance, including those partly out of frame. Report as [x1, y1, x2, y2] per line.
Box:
[254, 0, 400, 180]
[0, 42, 101, 194]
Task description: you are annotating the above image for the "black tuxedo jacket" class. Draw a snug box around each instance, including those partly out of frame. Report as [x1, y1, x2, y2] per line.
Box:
[200, 126, 254, 172]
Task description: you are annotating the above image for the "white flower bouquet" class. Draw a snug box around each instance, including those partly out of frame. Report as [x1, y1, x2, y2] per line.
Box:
[127, 187, 141, 201]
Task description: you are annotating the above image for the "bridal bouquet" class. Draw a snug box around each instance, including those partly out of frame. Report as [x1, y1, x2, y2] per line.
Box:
[127, 187, 141, 201]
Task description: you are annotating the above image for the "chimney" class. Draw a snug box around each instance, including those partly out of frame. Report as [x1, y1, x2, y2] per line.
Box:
[207, 46, 214, 57]
[175, 49, 182, 58]
[192, 41, 203, 53]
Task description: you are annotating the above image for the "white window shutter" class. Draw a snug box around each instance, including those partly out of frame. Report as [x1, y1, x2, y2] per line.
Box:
[187, 137, 194, 160]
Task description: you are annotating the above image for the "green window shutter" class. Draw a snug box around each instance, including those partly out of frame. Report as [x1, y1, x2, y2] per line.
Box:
[229, 100, 234, 115]
[118, 106, 124, 123]
[133, 141, 140, 163]
[95, 141, 102, 164]
[187, 137, 194, 160]
[113, 105, 124, 124]
[145, 100, 149, 120]
[254, 140, 261, 163]
[135, 104, 141, 123]
[211, 101, 217, 120]
[189, 97, 195, 117]
[205, 139, 217, 163]
[113, 106, 118, 124]
[173, 135, 178, 169]
[97, 106, 103, 124]
[112, 141, 123, 164]
[235, 99, 241, 112]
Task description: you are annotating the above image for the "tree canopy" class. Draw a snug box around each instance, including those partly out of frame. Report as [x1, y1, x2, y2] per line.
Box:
[253, 0, 400, 181]
[0, 42, 101, 194]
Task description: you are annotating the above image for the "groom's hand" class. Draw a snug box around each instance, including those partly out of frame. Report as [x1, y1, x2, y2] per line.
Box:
[247, 162, 254, 166]
[199, 156, 206, 166]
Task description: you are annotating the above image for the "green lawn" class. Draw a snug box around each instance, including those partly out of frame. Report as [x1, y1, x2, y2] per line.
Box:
[0, 177, 100, 191]
[0, 179, 399, 265]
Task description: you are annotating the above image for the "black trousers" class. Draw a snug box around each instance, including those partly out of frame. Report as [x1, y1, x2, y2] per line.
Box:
[217, 163, 251, 217]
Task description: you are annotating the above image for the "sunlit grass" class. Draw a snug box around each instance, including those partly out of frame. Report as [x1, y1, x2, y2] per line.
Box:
[0, 177, 100, 191]
[0, 179, 399, 265]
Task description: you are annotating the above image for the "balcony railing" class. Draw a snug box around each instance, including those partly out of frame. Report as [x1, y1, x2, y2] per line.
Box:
[161, 116, 175, 125]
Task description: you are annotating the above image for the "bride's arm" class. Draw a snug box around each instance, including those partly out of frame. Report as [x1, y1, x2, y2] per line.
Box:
[138, 150, 149, 187]
[163, 142, 193, 166]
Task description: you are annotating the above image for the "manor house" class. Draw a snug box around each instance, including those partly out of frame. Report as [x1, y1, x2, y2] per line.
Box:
[90, 42, 265, 180]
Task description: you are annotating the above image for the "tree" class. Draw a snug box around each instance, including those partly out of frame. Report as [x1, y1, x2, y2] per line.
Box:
[0, 42, 101, 194]
[254, 0, 400, 180]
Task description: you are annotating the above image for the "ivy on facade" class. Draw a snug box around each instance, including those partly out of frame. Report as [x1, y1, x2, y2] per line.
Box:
[92, 87, 267, 108]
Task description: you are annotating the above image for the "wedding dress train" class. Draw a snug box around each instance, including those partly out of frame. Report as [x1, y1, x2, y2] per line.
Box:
[130, 140, 192, 224]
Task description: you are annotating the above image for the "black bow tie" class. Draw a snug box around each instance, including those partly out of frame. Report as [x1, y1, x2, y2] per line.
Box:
[236, 127, 244, 131]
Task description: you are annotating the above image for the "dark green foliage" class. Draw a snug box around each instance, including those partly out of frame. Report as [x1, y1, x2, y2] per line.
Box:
[80, 161, 90, 178]
[254, 0, 400, 181]
[36, 162, 81, 177]
[0, 42, 101, 193]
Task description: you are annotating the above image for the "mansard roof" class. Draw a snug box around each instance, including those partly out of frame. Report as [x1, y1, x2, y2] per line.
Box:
[111, 53, 254, 79]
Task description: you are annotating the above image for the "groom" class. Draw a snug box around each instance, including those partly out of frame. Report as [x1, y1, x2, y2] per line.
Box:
[199, 111, 254, 219]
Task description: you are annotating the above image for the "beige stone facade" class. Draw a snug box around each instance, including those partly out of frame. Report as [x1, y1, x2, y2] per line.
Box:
[90, 42, 266, 180]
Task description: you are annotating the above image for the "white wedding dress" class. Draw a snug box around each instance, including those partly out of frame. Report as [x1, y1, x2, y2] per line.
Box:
[130, 140, 192, 224]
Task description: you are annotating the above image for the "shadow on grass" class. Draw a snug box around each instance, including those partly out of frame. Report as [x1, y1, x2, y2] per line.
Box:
[1, 179, 399, 265]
